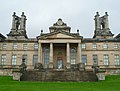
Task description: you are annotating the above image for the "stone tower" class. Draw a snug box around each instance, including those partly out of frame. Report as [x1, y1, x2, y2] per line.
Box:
[93, 12, 114, 38]
[7, 12, 28, 39]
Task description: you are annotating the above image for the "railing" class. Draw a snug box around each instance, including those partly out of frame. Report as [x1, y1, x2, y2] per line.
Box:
[0, 65, 120, 69]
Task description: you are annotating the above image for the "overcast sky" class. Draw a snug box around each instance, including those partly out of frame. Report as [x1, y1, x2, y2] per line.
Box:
[0, 0, 120, 38]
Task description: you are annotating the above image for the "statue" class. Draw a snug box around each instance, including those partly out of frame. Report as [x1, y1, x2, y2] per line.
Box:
[34, 63, 43, 70]
[19, 58, 27, 72]
[15, 16, 20, 30]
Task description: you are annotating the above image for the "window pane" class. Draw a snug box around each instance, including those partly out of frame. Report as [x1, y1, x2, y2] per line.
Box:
[2, 43, 7, 49]
[70, 48, 76, 64]
[33, 55, 38, 65]
[103, 44, 108, 49]
[23, 44, 27, 49]
[1, 54, 6, 65]
[44, 47, 49, 64]
[34, 43, 38, 50]
[82, 55, 87, 65]
[81, 44, 86, 49]
[93, 44, 97, 49]
[12, 55, 17, 65]
[103, 54, 109, 65]
[13, 43, 17, 49]
[114, 54, 120, 65]
[114, 44, 118, 49]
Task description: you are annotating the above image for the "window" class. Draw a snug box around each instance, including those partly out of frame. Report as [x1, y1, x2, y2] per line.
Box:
[13, 43, 17, 49]
[23, 44, 28, 49]
[33, 55, 38, 65]
[44, 47, 49, 64]
[82, 55, 87, 65]
[103, 44, 108, 49]
[2, 43, 7, 49]
[103, 54, 109, 65]
[93, 55, 98, 65]
[93, 43, 97, 49]
[22, 54, 27, 64]
[114, 54, 120, 65]
[12, 54, 17, 65]
[34, 43, 38, 50]
[1, 54, 6, 65]
[70, 48, 76, 64]
[114, 44, 118, 49]
[81, 44, 86, 49]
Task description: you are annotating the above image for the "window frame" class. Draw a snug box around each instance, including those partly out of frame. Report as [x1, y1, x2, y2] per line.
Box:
[11, 54, 17, 65]
[103, 54, 109, 66]
[70, 48, 76, 64]
[1, 54, 6, 65]
[81, 55, 87, 65]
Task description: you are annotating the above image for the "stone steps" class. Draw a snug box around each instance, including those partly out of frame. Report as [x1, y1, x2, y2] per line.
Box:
[20, 70, 98, 82]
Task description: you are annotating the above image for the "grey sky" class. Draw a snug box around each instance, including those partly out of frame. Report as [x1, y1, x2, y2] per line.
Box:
[0, 0, 120, 38]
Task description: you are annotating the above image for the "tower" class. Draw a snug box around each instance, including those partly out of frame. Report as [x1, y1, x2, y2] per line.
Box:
[7, 12, 28, 40]
[93, 12, 114, 38]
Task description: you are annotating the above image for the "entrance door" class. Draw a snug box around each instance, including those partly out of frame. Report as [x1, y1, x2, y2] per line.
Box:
[57, 57, 63, 69]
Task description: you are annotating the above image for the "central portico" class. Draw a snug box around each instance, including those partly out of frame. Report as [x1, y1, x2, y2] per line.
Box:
[37, 18, 82, 69]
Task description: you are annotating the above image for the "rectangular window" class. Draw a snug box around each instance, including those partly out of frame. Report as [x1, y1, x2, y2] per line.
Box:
[70, 48, 76, 64]
[23, 44, 28, 49]
[13, 43, 17, 49]
[114, 54, 120, 65]
[114, 44, 118, 49]
[44, 48, 49, 64]
[81, 55, 87, 65]
[93, 43, 97, 49]
[34, 43, 38, 50]
[81, 44, 86, 49]
[1, 54, 6, 65]
[93, 55, 98, 65]
[103, 44, 108, 49]
[33, 55, 38, 65]
[22, 54, 27, 64]
[12, 54, 17, 65]
[103, 54, 109, 65]
[2, 43, 7, 49]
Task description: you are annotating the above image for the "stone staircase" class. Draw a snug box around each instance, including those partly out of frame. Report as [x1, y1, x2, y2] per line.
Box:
[20, 69, 98, 82]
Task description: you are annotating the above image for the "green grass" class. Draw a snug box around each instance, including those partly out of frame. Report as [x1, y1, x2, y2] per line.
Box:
[0, 75, 120, 91]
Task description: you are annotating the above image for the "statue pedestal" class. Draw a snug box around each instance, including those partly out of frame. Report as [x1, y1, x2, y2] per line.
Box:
[49, 63, 53, 69]
[66, 63, 70, 69]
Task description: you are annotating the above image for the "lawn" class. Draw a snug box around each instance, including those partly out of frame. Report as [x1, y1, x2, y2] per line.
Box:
[0, 75, 120, 91]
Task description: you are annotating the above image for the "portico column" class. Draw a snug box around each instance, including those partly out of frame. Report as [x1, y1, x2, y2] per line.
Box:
[49, 43, 53, 68]
[66, 43, 70, 68]
[38, 43, 42, 63]
[77, 43, 81, 63]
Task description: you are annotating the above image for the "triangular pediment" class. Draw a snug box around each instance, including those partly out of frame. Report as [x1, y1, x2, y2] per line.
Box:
[38, 31, 82, 39]
[47, 33, 75, 39]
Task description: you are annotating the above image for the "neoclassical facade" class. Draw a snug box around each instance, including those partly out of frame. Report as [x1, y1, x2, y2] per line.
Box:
[0, 12, 120, 74]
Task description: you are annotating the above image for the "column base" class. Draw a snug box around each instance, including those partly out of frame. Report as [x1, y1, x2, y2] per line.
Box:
[49, 63, 54, 69]
[66, 63, 71, 69]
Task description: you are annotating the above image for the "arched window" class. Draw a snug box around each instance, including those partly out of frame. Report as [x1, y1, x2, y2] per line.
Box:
[70, 48, 76, 64]
[44, 47, 49, 64]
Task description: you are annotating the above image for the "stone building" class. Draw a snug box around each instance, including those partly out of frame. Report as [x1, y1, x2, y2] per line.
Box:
[0, 12, 120, 75]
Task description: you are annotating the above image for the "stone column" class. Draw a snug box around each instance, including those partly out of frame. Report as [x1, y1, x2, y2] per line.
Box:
[77, 43, 81, 63]
[66, 43, 70, 69]
[38, 43, 42, 63]
[49, 43, 53, 68]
